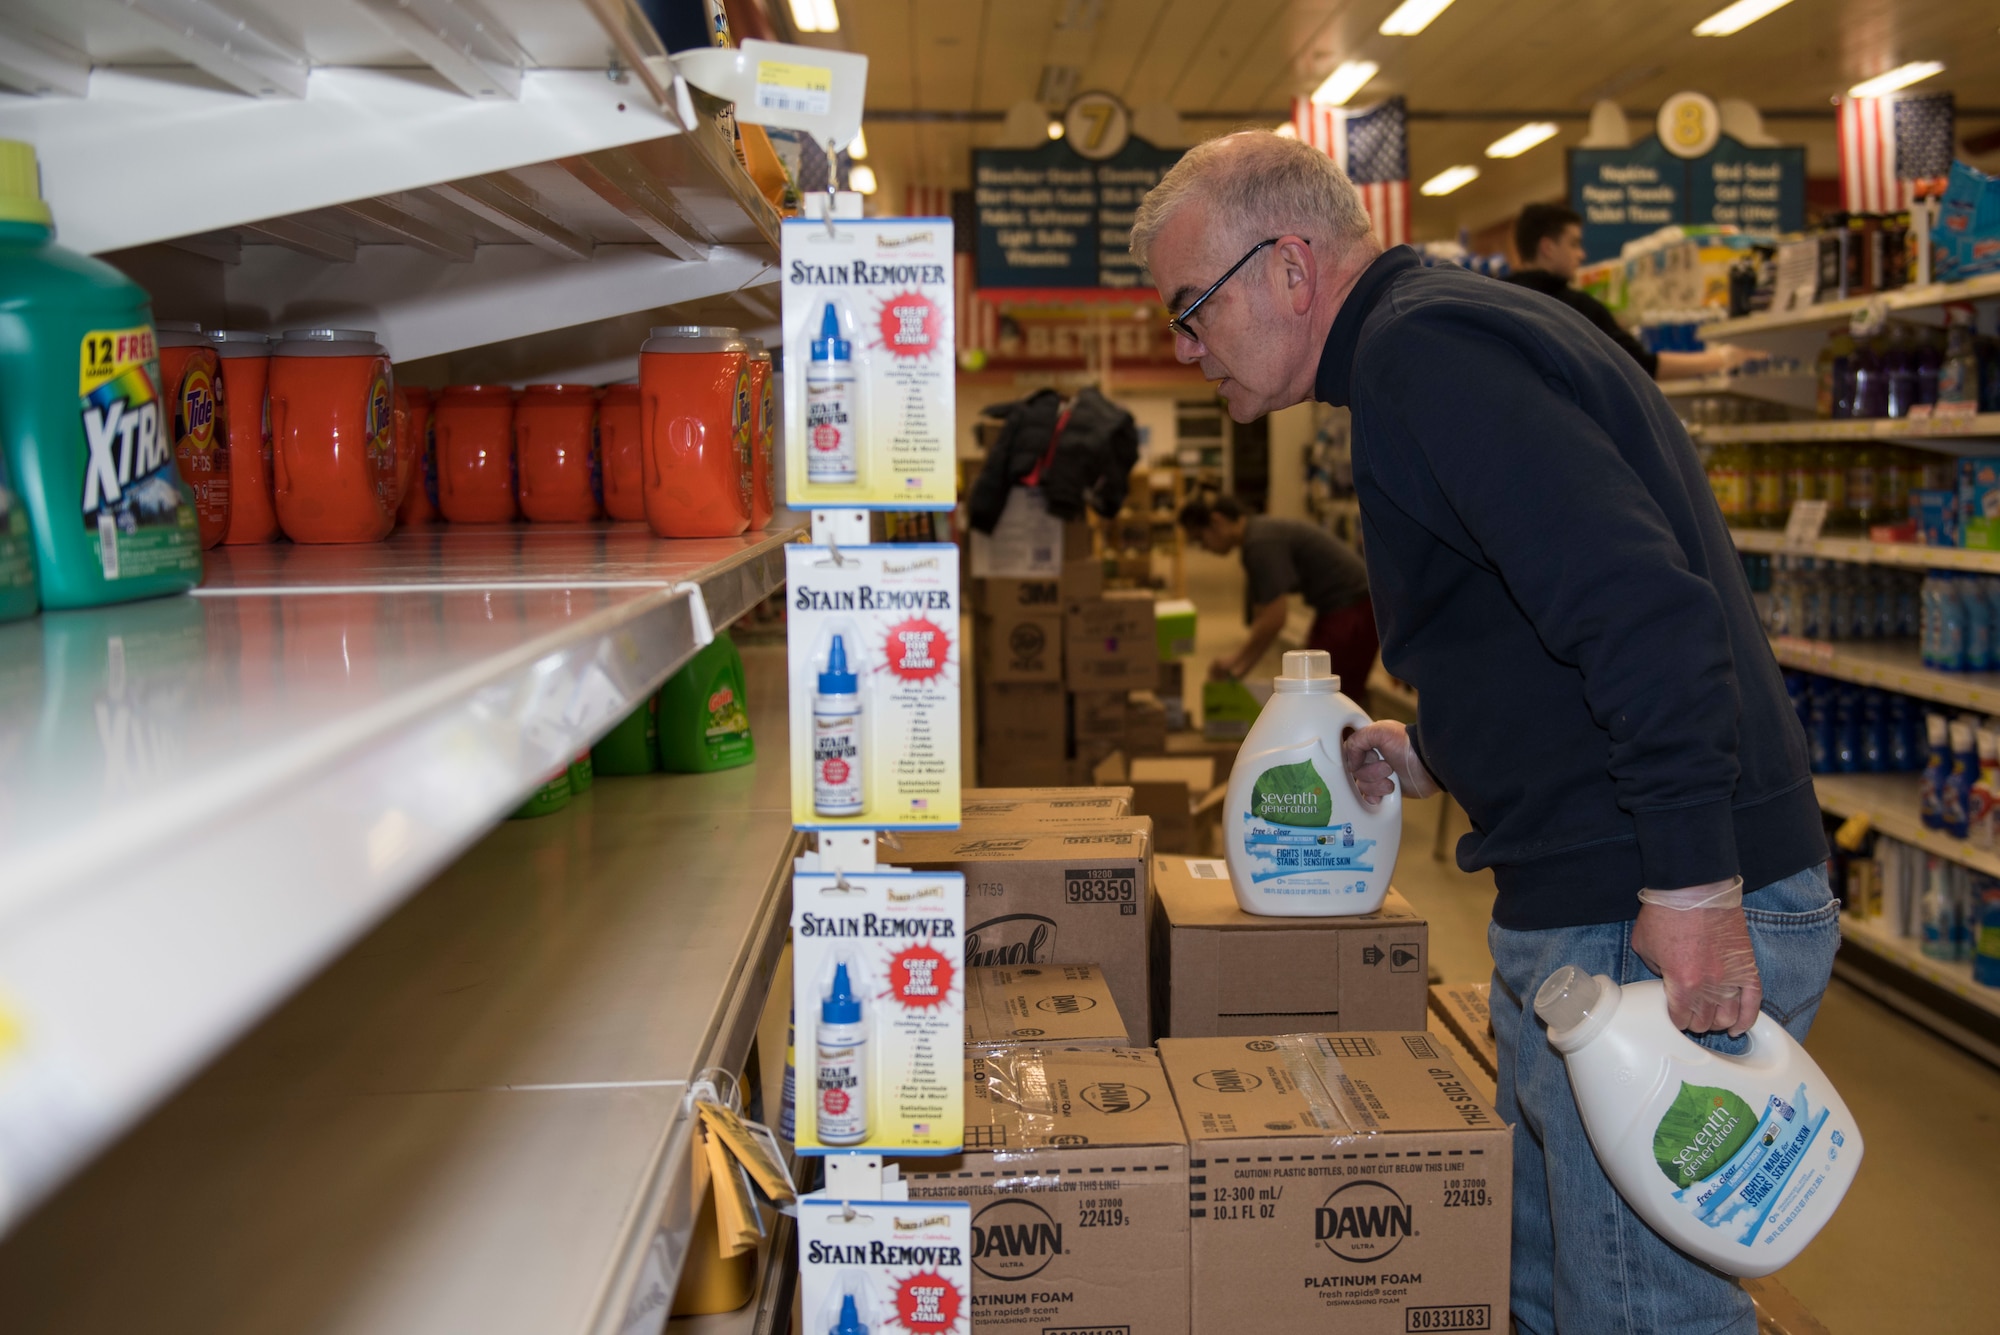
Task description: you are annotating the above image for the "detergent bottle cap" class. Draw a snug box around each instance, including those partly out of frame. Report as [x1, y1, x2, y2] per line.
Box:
[1273, 649, 1339, 695]
[1535, 965, 1620, 1052]
[812, 303, 852, 362]
[0, 140, 52, 228]
[823, 962, 862, 1026]
[819, 635, 858, 696]
[833, 1293, 868, 1335]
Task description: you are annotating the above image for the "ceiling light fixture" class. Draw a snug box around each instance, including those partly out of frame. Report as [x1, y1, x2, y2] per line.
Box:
[1379, 0, 1455, 36]
[1047, 119, 1065, 140]
[1485, 122, 1558, 158]
[848, 127, 868, 160]
[1419, 164, 1479, 196]
[787, 0, 840, 34]
[1310, 60, 1378, 107]
[1692, 0, 1793, 37]
[1848, 61, 1944, 99]
[848, 164, 877, 195]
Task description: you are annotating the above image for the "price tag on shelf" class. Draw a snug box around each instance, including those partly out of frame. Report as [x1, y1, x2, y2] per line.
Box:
[1782, 499, 1829, 549]
[755, 60, 832, 117]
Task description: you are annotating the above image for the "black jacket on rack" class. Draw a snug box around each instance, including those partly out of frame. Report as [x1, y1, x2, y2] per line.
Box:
[967, 386, 1141, 532]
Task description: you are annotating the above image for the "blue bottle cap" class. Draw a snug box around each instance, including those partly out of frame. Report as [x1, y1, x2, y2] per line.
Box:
[833, 1293, 868, 1335]
[819, 635, 858, 695]
[811, 303, 852, 362]
[823, 962, 862, 1025]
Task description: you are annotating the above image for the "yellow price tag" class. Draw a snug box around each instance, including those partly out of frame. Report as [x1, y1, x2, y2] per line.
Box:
[1833, 812, 1874, 852]
[755, 61, 833, 117]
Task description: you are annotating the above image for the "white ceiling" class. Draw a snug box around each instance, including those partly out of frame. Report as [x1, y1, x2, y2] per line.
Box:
[820, 0, 2000, 243]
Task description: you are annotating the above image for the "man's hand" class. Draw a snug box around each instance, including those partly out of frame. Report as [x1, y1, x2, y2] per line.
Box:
[1208, 657, 1239, 683]
[1339, 721, 1440, 805]
[1630, 883, 1764, 1036]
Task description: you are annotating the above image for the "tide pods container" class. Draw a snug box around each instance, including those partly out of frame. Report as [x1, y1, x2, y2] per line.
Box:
[515, 383, 600, 522]
[156, 321, 228, 548]
[209, 329, 280, 544]
[268, 328, 399, 543]
[0, 139, 202, 608]
[435, 383, 516, 524]
[639, 325, 751, 538]
[597, 382, 644, 521]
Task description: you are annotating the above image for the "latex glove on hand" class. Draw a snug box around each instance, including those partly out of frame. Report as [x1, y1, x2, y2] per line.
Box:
[1629, 876, 1765, 1036]
[1339, 721, 1440, 806]
[1207, 657, 1239, 683]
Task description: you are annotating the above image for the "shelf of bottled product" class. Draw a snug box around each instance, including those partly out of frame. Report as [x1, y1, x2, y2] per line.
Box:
[1655, 372, 1818, 411]
[1731, 527, 2000, 575]
[1838, 913, 2000, 1025]
[1812, 772, 2000, 881]
[0, 0, 786, 365]
[1768, 635, 2000, 715]
[0, 641, 803, 1335]
[1693, 413, 2000, 446]
[1706, 272, 2000, 340]
[0, 519, 802, 1242]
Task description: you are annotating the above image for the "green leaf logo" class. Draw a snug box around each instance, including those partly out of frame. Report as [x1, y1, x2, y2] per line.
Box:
[1250, 759, 1331, 828]
[1653, 1082, 1757, 1189]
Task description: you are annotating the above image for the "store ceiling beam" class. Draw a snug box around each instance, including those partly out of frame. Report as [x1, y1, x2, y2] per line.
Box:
[0, 20, 92, 97]
[338, 196, 477, 262]
[240, 216, 357, 264]
[351, 0, 529, 101]
[166, 232, 243, 265]
[121, 0, 311, 98]
[560, 149, 712, 261]
[734, 288, 777, 321]
[430, 174, 595, 260]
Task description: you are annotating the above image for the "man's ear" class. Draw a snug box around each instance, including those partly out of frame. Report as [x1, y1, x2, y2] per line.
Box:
[1278, 237, 1315, 316]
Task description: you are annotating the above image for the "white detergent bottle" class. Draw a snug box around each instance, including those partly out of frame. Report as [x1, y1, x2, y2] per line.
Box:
[1534, 965, 1864, 1277]
[1222, 650, 1401, 916]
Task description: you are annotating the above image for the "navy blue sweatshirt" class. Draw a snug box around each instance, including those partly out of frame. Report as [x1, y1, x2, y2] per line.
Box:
[1317, 247, 1825, 930]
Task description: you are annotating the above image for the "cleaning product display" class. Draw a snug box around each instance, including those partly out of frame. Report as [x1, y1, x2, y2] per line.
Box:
[1222, 649, 1401, 916]
[0, 139, 202, 609]
[804, 304, 858, 486]
[1536, 965, 1863, 1276]
[747, 341, 774, 530]
[592, 694, 660, 775]
[0, 441, 35, 621]
[796, 1202, 970, 1335]
[514, 383, 600, 523]
[509, 768, 572, 819]
[639, 325, 752, 538]
[209, 329, 280, 544]
[434, 383, 517, 524]
[1783, 671, 1926, 775]
[267, 328, 399, 544]
[154, 321, 229, 548]
[657, 631, 755, 772]
[393, 385, 439, 525]
[596, 382, 644, 521]
[789, 867, 963, 1154]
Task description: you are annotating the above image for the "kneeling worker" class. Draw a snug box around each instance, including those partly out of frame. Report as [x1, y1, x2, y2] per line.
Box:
[1179, 494, 1378, 695]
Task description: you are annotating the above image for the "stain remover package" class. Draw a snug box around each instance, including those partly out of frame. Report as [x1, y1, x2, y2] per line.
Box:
[799, 1199, 972, 1335]
[786, 542, 960, 830]
[793, 868, 965, 1155]
[780, 215, 955, 509]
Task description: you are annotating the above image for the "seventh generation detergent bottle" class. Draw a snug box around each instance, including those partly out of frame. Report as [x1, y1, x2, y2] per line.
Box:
[1222, 650, 1401, 916]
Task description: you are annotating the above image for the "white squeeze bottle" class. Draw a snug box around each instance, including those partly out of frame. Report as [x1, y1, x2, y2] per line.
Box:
[1535, 965, 1863, 1277]
[815, 961, 868, 1145]
[813, 634, 864, 816]
[806, 302, 858, 484]
[1222, 650, 1401, 916]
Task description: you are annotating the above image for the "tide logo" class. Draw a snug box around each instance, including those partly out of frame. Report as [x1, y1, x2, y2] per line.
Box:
[179, 363, 217, 450]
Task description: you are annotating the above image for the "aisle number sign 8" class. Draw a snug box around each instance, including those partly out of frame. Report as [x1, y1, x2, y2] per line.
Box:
[1063, 91, 1131, 161]
[1657, 91, 1721, 160]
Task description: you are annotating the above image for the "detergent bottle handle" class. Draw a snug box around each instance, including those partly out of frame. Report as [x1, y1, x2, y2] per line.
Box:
[1336, 699, 1402, 824]
[1676, 1008, 1793, 1074]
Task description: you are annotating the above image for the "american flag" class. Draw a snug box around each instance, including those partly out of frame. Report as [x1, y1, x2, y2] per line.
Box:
[1839, 92, 1954, 212]
[1292, 95, 1409, 247]
[906, 184, 998, 355]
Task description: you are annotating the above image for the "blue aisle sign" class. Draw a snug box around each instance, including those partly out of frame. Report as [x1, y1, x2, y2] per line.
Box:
[974, 135, 1184, 290]
[1568, 135, 1805, 262]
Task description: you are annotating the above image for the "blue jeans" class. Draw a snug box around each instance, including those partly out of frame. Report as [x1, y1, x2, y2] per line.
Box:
[1489, 865, 1840, 1335]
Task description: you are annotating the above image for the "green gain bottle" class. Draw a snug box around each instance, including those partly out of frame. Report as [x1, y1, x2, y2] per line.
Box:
[657, 631, 755, 772]
[0, 140, 202, 610]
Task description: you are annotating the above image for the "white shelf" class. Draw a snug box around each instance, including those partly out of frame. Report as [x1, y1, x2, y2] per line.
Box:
[1732, 527, 2000, 574]
[1811, 772, 2000, 880]
[1839, 913, 2000, 1022]
[1769, 636, 2000, 715]
[1657, 372, 1817, 412]
[1707, 272, 2000, 340]
[0, 643, 801, 1335]
[1696, 414, 2000, 446]
[0, 521, 799, 1237]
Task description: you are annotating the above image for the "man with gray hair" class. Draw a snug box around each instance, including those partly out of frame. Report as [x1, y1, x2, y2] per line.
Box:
[1133, 131, 1834, 1335]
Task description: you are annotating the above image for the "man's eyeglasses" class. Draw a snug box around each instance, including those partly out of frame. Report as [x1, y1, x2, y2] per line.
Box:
[1166, 237, 1306, 341]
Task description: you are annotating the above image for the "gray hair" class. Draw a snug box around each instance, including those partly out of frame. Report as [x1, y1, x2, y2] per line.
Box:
[1130, 131, 1374, 268]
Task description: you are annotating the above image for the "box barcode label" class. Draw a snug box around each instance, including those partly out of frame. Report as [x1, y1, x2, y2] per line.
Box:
[1064, 867, 1136, 905]
[1406, 1304, 1491, 1331]
[1186, 859, 1226, 878]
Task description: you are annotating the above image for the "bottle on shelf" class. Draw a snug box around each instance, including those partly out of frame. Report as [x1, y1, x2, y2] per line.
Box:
[1884, 324, 1918, 420]
[1973, 724, 1999, 851]
[1852, 334, 1887, 420]
[1970, 576, 1995, 673]
[1708, 438, 1751, 525]
[1816, 329, 1852, 420]
[1846, 444, 1883, 532]
[1940, 304, 1981, 410]
[1945, 718, 1978, 839]
[1816, 445, 1851, 528]
[1922, 713, 1950, 829]
[1750, 444, 1786, 530]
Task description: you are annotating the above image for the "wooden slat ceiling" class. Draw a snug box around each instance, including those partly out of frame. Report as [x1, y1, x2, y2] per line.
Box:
[834, 0, 2000, 245]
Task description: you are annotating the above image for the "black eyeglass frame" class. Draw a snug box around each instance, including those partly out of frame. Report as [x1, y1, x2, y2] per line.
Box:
[1165, 236, 1307, 340]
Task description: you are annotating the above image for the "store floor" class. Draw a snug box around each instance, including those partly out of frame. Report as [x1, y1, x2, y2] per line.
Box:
[1181, 545, 2000, 1334]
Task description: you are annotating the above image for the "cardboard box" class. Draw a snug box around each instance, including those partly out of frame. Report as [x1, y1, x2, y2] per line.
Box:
[1157, 659, 1188, 731]
[980, 682, 1068, 787]
[1126, 689, 1169, 757]
[963, 963, 1129, 1049]
[980, 607, 1064, 683]
[973, 576, 1064, 614]
[1127, 756, 1220, 855]
[1428, 983, 1497, 1082]
[903, 1048, 1189, 1335]
[963, 787, 1134, 823]
[896, 819, 1156, 1043]
[1159, 1033, 1510, 1334]
[1071, 689, 1128, 746]
[1155, 597, 1197, 660]
[1151, 856, 1429, 1040]
[1066, 591, 1158, 691]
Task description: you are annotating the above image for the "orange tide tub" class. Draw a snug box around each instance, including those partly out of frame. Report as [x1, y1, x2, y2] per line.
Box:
[516, 384, 601, 522]
[268, 328, 398, 544]
[639, 326, 751, 539]
[395, 386, 440, 525]
[208, 329, 278, 545]
[598, 383, 644, 521]
[157, 321, 230, 548]
[435, 384, 517, 524]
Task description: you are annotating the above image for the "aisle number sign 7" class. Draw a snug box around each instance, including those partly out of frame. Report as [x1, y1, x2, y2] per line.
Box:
[1063, 91, 1132, 161]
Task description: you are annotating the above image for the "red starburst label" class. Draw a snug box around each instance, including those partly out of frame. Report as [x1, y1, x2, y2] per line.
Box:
[893, 1271, 963, 1334]
[883, 618, 949, 682]
[878, 292, 942, 359]
[822, 1087, 850, 1114]
[822, 757, 851, 785]
[887, 943, 954, 1010]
